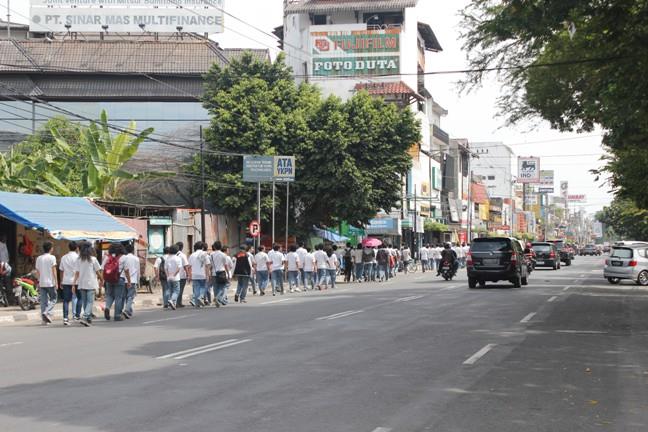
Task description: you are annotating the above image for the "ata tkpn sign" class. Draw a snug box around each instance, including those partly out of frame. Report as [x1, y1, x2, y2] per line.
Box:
[243, 156, 295, 183]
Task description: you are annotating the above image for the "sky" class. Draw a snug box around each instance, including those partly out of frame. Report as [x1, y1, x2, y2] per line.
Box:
[1, 0, 613, 214]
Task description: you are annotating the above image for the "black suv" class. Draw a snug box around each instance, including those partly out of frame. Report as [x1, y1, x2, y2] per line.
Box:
[467, 237, 530, 288]
[548, 240, 572, 266]
[531, 242, 560, 270]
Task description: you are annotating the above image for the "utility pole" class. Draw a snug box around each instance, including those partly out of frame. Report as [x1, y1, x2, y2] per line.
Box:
[199, 126, 206, 243]
[271, 181, 276, 246]
[6, 0, 10, 39]
[285, 182, 290, 250]
[467, 170, 473, 243]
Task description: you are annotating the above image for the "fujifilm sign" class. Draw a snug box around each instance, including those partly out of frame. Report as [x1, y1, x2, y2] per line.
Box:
[29, 0, 225, 34]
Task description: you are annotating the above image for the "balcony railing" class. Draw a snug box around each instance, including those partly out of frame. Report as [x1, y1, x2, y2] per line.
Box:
[433, 125, 449, 145]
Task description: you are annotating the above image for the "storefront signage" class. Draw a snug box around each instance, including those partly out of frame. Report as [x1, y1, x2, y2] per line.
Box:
[243, 156, 295, 183]
[366, 218, 401, 236]
[310, 26, 400, 77]
[149, 216, 172, 226]
[539, 170, 555, 193]
[517, 157, 541, 183]
[567, 194, 587, 203]
[29, 0, 224, 34]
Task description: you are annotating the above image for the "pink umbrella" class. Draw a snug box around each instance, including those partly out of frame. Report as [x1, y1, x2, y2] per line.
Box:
[362, 237, 383, 247]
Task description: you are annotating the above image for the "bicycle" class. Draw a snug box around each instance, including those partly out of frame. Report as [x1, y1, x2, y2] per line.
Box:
[404, 259, 418, 273]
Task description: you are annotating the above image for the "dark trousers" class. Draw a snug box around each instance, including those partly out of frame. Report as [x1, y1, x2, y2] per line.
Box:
[61, 284, 82, 319]
[178, 279, 187, 306]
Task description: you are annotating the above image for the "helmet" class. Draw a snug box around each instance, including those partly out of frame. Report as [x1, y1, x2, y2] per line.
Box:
[444, 242, 452, 249]
[526, 242, 532, 248]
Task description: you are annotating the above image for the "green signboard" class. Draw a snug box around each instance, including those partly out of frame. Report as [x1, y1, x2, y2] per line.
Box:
[313, 57, 400, 77]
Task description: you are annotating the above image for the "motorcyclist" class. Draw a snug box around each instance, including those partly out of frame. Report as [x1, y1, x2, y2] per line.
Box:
[437, 243, 458, 277]
[0, 260, 12, 305]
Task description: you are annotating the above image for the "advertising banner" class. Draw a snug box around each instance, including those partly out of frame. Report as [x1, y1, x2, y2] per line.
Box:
[30, 0, 224, 34]
[538, 170, 555, 193]
[243, 156, 295, 183]
[567, 194, 587, 203]
[310, 26, 400, 77]
[517, 157, 541, 183]
[560, 181, 569, 199]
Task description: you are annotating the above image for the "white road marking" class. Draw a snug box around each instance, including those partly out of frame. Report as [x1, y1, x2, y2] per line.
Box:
[440, 285, 459, 291]
[316, 310, 363, 321]
[547, 296, 558, 302]
[463, 344, 497, 365]
[563, 286, 571, 291]
[173, 339, 252, 360]
[371, 428, 393, 432]
[520, 312, 537, 323]
[157, 339, 239, 359]
[556, 330, 608, 335]
[261, 298, 295, 305]
[0, 341, 23, 348]
[143, 314, 197, 325]
[394, 295, 425, 303]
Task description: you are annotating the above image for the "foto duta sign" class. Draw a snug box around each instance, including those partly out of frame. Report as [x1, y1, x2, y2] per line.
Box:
[310, 25, 400, 77]
[29, 0, 224, 34]
[243, 156, 295, 183]
[517, 157, 540, 183]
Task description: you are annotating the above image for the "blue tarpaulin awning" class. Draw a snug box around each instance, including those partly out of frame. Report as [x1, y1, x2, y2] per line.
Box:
[312, 226, 349, 243]
[0, 191, 137, 242]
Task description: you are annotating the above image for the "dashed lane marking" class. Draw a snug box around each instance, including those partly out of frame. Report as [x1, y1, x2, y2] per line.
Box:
[157, 339, 251, 360]
[555, 330, 608, 335]
[261, 298, 295, 305]
[0, 341, 24, 348]
[394, 295, 425, 303]
[143, 314, 198, 325]
[520, 312, 537, 323]
[316, 310, 363, 321]
[463, 344, 497, 365]
[563, 286, 571, 291]
[371, 428, 393, 432]
[547, 296, 559, 302]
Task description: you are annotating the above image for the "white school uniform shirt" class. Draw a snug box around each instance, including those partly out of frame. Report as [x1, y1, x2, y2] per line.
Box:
[286, 251, 300, 271]
[433, 247, 443, 259]
[188, 250, 208, 280]
[177, 251, 189, 279]
[255, 251, 269, 272]
[268, 250, 286, 271]
[124, 253, 140, 282]
[35, 253, 57, 288]
[59, 251, 79, 285]
[463, 245, 470, 255]
[296, 247, 308, 269]
[210, 250, 230, 274]
[75, 257, 101, 291]
[327, 253, 339, 269]
[164, 254, 183, 282]
[419, 247, 429, 261]
[0, 241, 8, 263]
[303, 253, 315, 272]
[454, 246, 465, 259]
[313, 250, 329, 269]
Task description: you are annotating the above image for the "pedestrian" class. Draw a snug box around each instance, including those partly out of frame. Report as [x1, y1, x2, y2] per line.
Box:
[420, 244, 429, 272]
[254, 245, 269, 296]
[0, 234, 9, 265]
[233, 246, 253, 303]
[268, 244, 286, 296]
[154, 247, 169, 309]
[454, 242, 466, 269]
[73, 241, 102, 327]
[188, 241, 209, 307]
[35, 241, 58, 325]
[122, 244, 140, 319]
[362, 244, 375, 282]
[433, 244, 443, 272]
[303, 247, 316, 290]
[102, 243, 131, 321]
[59, 241, 79, 325]
[296, 241, 308, 289]
[175, 242, 190, 308]
[0, 259, 11, 305]
[210, 241, 230, 306]
[352, 243, 363, 282]
[202, 242, 213, 304]
[333, 245, 344, 277]
[163, 244, 183, 310]
[388, 244, 397, 278]
[326, 247, 339, 288]
[247, 246, 257, 295]
[462, 242, 470, 263]
[401, 244, 411, 274]
[377, 245, 391, 281]
[343, 242, 354, 283]
[286, 244, 301, 293]
[313, 244, 329, 290]
[226, 246, 235, 303]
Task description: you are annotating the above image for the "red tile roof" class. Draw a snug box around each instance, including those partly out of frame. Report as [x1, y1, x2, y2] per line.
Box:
[355, 81, 423, 100]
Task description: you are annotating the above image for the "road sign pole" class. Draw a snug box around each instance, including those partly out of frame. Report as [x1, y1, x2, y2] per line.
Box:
[272, 181, 276, 246]
[285, 182, 290, 250]
[257, 182, 261, 251]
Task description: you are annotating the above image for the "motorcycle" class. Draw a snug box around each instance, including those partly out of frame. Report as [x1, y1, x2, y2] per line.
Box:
[13, 273, 39, 311]
[0, 279, 9, 307]
[524, 250, 536, 274]
[440, 260, 457, 281]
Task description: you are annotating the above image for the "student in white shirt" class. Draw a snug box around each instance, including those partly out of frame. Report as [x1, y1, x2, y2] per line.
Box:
[454, 243, 466, 268]
[73, 241, 102, 327]
[313, 244, 329, 289]
[59, 241, 79, 325]
[326, 248, 339, 289]
[419, 245, 429, 272]
[175, 242, 190, 308]
[303, 247, 316, 290]
[351, 243, 364, 282]
[254, 245, 270, 296]
[210, 241, 231, 306]
[267, 244, 286, 295]
[35, 241, 58, 324]
[188, 241, 209, 307]
[101, 243, 131, 321]
[123, 244, 140, 318]
[154, 247, 169, 308]
[164, 244, 183, 310]
[296, 242, 308, 289]
[286, 244, 301, 293]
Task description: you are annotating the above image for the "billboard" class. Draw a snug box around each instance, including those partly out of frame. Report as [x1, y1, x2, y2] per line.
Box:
[310, 26, 400, 77]
[29, 0, 224, 34]
[560, 181, 569, 199]
[517, 157, 540, 183]
[243, 156, 295, 183]
[538, 170, 555, 193]
[568, 194, 587, 203]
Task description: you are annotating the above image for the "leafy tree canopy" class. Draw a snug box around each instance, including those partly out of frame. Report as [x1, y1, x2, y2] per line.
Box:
[193, 52, 420, 235]
[596, 198, 648, 241]
[461, 0, 648, 208]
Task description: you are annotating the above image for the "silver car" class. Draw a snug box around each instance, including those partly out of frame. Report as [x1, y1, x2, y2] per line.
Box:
[603, 245, 648, 286]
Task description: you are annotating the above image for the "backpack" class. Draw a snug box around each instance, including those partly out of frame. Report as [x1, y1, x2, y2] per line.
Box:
[103, 255, 120, 283]
[377, 249, 389, 264]
[158, 257, 167, 281]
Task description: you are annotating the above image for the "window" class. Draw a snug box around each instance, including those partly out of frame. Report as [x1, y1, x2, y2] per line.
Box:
[488, 175, 496, 180]
[611, 248, 633, 258]
[363, 12, 404, 27]
[313, 15, 327, 25]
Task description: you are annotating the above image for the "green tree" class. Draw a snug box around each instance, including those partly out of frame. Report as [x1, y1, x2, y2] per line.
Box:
[461, 0, 648, 208]
[193, 53, 419, 234]
[596, 199, 648, 241]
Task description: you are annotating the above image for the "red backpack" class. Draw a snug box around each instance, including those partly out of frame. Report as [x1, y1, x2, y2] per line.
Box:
[103, 255, 120, 283]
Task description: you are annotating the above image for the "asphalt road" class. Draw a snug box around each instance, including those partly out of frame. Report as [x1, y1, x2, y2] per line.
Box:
[1, 256, 647, 432]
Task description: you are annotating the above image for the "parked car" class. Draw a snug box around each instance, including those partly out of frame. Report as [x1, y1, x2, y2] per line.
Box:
[580, 244, 601, 256]
[603, 245, 648, 286]
[548, 240, 572, 266]
[467, 237, 530, 288]
[531, 242, 560, 270]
